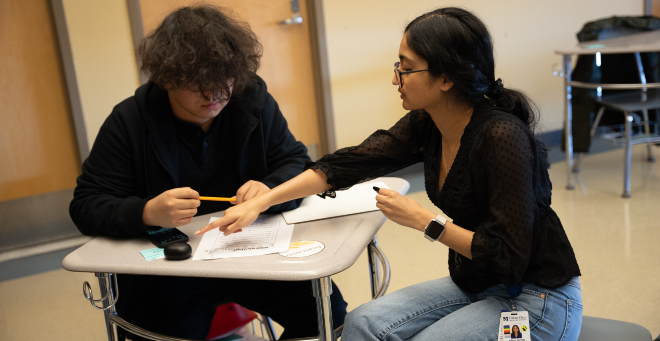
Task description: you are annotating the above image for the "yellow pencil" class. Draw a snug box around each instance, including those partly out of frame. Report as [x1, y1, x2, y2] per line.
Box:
[199, 196, 236, 202]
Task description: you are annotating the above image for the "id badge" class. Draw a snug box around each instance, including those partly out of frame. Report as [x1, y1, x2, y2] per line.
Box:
[498, 311, 531, 340]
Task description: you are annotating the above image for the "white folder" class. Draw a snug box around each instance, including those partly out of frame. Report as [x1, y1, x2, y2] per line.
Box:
[281, 181, 389, 224]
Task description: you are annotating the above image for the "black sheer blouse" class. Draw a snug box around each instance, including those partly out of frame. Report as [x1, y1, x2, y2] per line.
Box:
[307, 103, 581, 294]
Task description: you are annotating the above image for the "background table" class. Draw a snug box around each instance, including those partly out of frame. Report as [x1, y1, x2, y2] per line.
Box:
[555, 30, 660, 196]
[63, 177, 410, 341]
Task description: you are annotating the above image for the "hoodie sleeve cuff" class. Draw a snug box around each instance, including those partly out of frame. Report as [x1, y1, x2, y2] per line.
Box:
[120, 196, 160, 233]
[261, 180, 280, 190]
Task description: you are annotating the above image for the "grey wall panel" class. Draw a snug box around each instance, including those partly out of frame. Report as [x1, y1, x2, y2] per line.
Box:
[307, 0, 337, 154]
[50, 0, 90, 163]
[0, 188, 81, 253]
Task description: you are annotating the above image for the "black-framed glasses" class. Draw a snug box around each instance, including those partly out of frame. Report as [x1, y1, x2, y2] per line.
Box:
[394, 62, 434, 88]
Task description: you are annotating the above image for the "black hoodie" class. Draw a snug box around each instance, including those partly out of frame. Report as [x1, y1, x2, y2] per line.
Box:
[70, 76, 309, 237]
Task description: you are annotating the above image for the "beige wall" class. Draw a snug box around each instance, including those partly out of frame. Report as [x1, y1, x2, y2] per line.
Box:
[62, 0, 140, 149]
[322, 0, 644, 149]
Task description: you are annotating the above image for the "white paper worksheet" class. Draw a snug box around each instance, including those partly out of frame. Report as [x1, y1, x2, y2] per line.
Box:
[281, 181, 389, 224]
[193, 213, 294, 260]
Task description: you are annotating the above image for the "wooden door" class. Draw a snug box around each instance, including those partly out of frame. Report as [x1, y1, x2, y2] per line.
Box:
[653, 0, 660, 17]
[0, 0, 80, 201]
[139, 0, 322, 155]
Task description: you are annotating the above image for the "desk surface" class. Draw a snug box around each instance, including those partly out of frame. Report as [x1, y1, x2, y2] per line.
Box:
[555, 30, 660, 55]
[62, 177, 410, 281]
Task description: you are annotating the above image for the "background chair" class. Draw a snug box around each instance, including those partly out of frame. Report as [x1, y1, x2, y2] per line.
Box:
[564, 16, 660, 197]
[582, 89, 660, 197]
[564, 16, 660, 154]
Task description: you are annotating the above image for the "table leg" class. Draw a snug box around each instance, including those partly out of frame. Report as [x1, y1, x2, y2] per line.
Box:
[563, 54, 575, 190]
[623, 112, 632, 198]
[312, 276, 334, 341]
[367, 236, 380, 299]
[642, 109, 656, 162]
[633, 52, 655, 163]
[97, 272, 120, 341]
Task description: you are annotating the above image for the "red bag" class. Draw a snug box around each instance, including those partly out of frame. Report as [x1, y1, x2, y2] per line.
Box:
[206, 303, 258, 340]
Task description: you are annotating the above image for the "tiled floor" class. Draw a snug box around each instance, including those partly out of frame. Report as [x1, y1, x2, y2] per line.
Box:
[1, 143, 658, 340]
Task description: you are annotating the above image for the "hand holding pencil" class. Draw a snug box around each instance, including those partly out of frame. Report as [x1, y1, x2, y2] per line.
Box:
[198, 181, 271, 203]
[143, 187, 201, 228]
[196, 181, 271, 235]
[142, 181, 271, 229]
[231, 180, 271, 206]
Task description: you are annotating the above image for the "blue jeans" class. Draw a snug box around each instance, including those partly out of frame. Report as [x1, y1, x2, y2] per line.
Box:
[342, 277, 582, 341]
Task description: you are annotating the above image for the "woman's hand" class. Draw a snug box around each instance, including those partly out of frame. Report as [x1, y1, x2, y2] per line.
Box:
[195, 180, 270, 236]
[195, 197, 266, 236]
[195, 169, 332, 236]
[375, 188, 436, 232]
[231, 180, 271, 206]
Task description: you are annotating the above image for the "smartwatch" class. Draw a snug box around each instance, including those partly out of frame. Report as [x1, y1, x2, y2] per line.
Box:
[424, 214, 448, 242]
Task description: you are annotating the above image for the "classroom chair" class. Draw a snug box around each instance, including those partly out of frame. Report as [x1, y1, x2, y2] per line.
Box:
[578, 316, 653, 341]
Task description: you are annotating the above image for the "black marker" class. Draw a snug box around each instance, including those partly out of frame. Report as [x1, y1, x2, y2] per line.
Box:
[373, 186, 380, 193]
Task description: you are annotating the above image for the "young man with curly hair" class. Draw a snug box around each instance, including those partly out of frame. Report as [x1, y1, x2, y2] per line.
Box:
[69, 5, 347, 340]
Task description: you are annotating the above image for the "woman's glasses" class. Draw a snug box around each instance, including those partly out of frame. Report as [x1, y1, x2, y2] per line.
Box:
[394, 61, 434, 88]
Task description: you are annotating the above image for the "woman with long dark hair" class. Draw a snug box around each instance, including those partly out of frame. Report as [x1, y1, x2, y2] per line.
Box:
[512, 325, 523, 338]
[196, 7, 582, 340]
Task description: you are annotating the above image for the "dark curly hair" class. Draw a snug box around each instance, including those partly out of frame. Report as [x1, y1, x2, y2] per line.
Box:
[137, 4, 262, 99]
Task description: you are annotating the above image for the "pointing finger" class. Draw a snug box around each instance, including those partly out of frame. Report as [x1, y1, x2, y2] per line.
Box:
[195, 215, 233, 235]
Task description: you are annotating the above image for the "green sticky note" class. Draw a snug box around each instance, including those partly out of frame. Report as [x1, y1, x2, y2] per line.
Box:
[584, 43, 605, 49]
[140, 247, 165, 261]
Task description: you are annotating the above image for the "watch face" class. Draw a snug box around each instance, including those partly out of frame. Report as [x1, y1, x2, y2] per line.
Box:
[426, 221, 444, 240]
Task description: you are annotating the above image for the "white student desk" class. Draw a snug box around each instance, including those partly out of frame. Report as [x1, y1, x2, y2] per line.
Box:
[555, 30, 660, 196]
[63, 177, 410, 341]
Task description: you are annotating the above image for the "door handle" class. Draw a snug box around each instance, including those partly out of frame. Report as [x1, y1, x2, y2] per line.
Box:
[279, 0, 303, 25]
[279, 13, 303, 25]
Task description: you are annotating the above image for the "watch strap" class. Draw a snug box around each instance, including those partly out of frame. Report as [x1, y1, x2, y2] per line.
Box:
[434, 214, 447, 226]
[424, 214, 447, 242]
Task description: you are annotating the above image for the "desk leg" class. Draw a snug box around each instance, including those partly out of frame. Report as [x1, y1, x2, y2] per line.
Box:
[312, 277, 334, 341]
[563, 54, 575, 190]
[367, 236, 380, 299]
[97, 273, 120, 341]
[623, 112, 632, 198]
[642, 109, 656, 162]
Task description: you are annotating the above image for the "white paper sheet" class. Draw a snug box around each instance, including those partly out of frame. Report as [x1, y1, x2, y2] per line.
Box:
[281, 181, 389, 224]
[193, 213, 294, 260]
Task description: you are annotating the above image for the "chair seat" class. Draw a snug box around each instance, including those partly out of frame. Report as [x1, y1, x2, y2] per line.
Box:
[578, 316, 652, 341]
[598, 89, 660, 112]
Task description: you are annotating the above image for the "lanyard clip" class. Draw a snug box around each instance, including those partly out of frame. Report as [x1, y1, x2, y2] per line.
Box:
[507, 284, 522, 311]
[507, 284, 522, 299]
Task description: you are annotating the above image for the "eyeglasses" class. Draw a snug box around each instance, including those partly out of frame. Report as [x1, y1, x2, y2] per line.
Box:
[394, 62, 434, 88]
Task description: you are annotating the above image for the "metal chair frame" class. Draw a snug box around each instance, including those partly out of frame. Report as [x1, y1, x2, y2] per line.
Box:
[560, 52, 659, 198]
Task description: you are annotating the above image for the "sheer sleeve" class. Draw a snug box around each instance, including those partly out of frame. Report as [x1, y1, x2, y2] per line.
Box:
[307, 110, 427, 195]
[470, 116, 537, 286]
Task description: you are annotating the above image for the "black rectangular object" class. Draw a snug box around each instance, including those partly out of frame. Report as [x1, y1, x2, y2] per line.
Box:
[146, 228, 189, 248]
